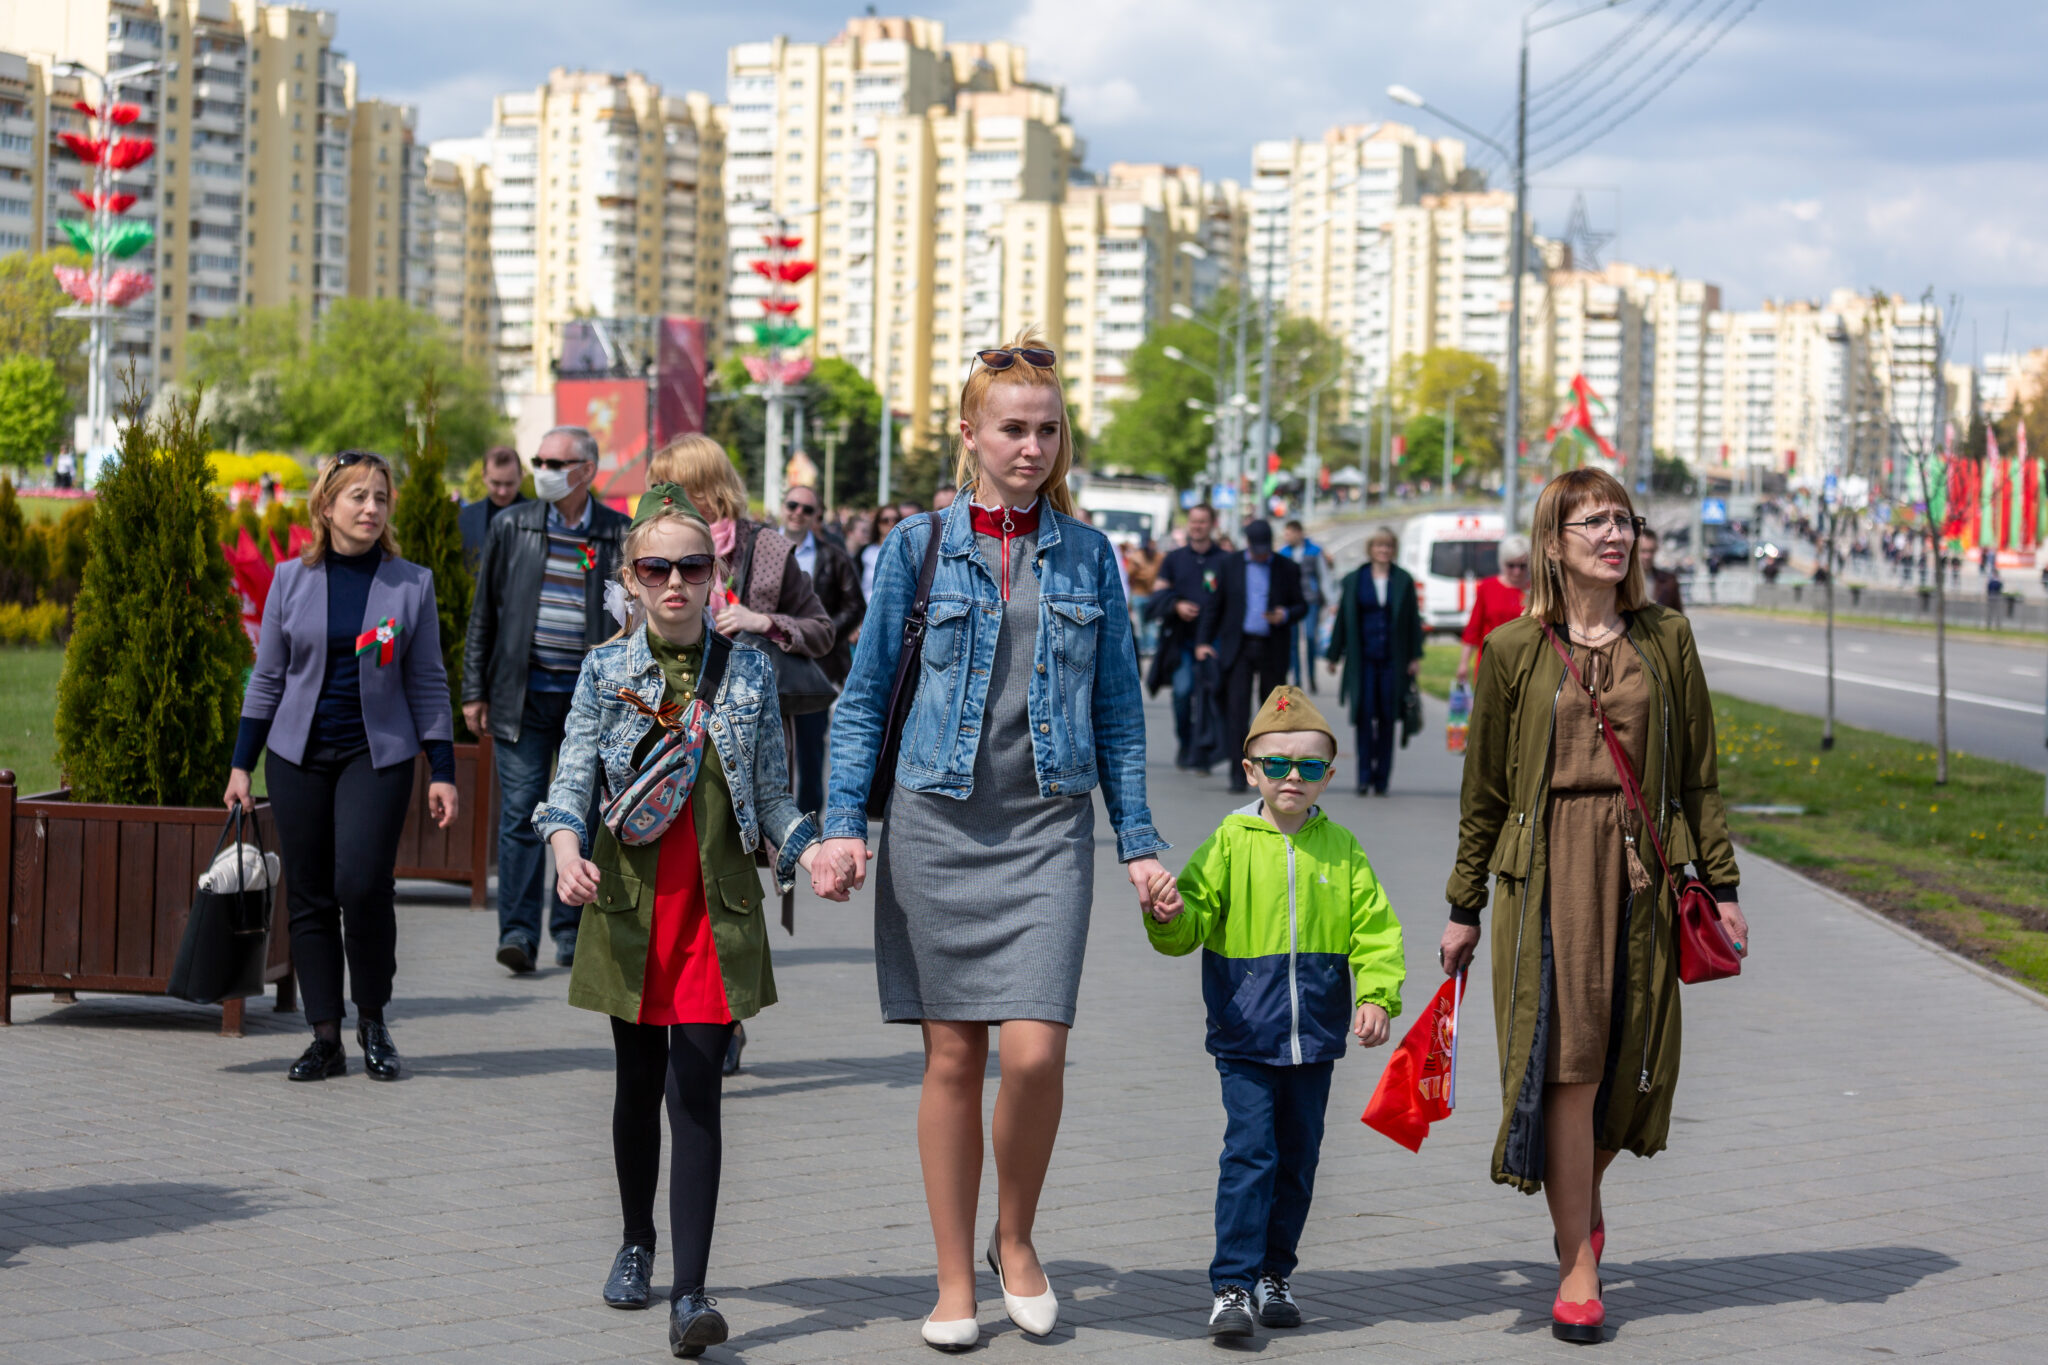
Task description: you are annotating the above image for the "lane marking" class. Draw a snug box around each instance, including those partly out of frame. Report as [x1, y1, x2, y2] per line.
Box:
[1698, 647, 2047, 716]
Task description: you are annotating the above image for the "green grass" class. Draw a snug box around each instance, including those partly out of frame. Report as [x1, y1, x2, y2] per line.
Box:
[1419, 641, 1463, 700]
[0, 645, 67, 794]
[15, 493, 89, 524]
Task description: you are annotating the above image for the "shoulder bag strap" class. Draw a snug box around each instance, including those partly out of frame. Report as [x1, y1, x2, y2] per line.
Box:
[1539, 621, 1685, 902]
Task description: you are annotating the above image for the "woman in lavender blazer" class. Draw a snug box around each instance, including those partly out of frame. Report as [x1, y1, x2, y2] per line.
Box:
[223, 451, 458, 1083]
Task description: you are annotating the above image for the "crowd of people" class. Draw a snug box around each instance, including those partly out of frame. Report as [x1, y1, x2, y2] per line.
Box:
[222, 335, 1748, 1355]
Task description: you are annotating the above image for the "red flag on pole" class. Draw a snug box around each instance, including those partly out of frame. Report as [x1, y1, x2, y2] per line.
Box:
[1362, 972, 1463, 1152]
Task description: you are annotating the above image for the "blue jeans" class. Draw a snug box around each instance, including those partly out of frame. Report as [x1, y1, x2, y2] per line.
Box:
[496, 689, 586, 953]
[1170, 645, 1222, 769]
[1211, 1055, 1335, 1291]
[1288, 606, 1321, 692]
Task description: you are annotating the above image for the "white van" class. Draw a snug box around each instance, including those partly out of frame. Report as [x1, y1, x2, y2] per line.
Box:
[1400, 510, 1506, 633]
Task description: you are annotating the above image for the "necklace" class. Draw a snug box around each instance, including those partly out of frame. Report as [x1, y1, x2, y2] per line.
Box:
[1568, 619, 1622, 647]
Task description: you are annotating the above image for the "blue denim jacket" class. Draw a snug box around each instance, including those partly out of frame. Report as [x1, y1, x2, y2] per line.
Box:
[824, 496, 1167, 863]
[532, 620, 818, 891]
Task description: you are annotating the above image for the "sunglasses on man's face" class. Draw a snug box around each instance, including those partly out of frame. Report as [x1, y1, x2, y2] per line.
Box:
[532, 457, 590, 472]
[785, 499, 818, 516]
[631, 555, 716, 589]
[975, 346, 1058, 372]
[1252, 756, 1331, 783]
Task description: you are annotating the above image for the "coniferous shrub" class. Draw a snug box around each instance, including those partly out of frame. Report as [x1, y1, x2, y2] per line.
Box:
[54, 392, 250, 805]
[389, 373, 471, 734]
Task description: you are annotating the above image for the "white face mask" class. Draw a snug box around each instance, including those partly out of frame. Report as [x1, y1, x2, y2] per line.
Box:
[533, 465, 581, 503]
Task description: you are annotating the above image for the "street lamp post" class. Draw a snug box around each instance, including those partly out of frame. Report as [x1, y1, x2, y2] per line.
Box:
[1389, 0, 1623, 532]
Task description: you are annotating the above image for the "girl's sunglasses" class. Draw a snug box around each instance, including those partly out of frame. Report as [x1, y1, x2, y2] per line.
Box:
[975, 346, 1057, 371]
[631, 554, 715, 588]
[1253, 757, 1331, 782]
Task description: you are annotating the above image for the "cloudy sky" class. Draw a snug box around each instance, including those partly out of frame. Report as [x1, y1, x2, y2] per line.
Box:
[331, 0, 2048, 356]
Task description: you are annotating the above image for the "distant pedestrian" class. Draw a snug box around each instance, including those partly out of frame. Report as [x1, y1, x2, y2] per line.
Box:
[932, 484, 958, 510]
[860, 505, 902, 597]
[1637, 527, 1684, 612]
[458, 445, 529, 573]
[1145, 685, 1402, 1341]
[817, 333, 1171, 1350]
[224, 450, 458, 1084]
[1455, 533, 1531, 686]
[534, 486, 837, 1355]
[53, 450, 75, 490]
[1439, 468, 1747, 1345]
[1147, 503, 1228, 771]
[1279, 520, 1326, 692]
[1212, 520, 1306, 794]
[778, 481, 865, 818]
[463, 427, 629, 976]
[1324, 528, 1423, 795]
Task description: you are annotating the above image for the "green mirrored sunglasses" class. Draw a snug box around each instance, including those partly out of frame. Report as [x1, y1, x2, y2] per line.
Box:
[1253, 756, 1331, 782]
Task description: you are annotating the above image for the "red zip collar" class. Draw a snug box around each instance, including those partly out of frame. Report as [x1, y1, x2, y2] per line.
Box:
[968, 499, 1041, 600]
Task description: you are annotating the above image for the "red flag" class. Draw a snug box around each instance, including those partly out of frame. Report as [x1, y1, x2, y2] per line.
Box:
[1362, 973, 1463, 1152]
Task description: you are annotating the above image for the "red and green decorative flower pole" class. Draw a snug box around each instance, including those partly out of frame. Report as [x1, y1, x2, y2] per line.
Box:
[743, 229, 815, 512]
[51, 90, 157, 466]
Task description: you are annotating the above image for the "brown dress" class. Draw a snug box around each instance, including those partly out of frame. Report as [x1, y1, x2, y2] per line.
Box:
[1544, 638, 1650, 1085]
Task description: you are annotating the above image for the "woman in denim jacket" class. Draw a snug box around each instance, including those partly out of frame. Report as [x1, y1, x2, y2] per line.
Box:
[533, 487, 837, 1359]
[818, 332, 1177, 1350]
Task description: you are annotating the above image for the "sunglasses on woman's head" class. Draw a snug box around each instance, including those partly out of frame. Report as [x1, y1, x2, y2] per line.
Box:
[975, 346, 1058, 372]
[331, 449, 385, 469]
[1253, 757, 1331, 782]
[631, 554, 715, 588]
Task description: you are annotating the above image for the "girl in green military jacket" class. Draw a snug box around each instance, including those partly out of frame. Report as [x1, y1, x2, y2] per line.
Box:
[1439, 469, 1748, 1344]
[535, 487, 838, 1359]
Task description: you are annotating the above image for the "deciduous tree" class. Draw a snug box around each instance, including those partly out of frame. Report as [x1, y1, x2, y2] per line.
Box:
[0, 355, 70, 468]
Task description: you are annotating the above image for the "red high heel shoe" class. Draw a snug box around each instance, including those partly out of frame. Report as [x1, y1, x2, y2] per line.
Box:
[1551, 1292, 1605, 1344]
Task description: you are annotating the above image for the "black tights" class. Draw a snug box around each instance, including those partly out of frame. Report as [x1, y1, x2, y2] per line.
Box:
[610, 1017, 733, 1300]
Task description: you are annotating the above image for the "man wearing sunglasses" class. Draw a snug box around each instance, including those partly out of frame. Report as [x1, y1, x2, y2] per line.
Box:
[461, 425, 629, 975]
[780, 483, 865, 816]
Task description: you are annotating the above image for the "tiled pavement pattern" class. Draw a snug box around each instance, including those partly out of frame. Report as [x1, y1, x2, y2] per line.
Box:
[4, 689, 2047, 1363]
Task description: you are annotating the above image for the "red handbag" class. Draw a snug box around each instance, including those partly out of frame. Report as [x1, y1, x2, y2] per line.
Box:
[1541, 624, 1741, 984]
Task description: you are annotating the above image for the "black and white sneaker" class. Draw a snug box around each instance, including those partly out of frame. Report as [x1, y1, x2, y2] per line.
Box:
[1253, 1274, 1301, 1328]
[1207, 1285, 1255, 1339]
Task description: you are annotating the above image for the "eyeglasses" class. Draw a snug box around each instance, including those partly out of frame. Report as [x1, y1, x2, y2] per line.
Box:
[1252, 756, 1332, 782]
[631, 554, 716, 588]
[974, 346, 1058, 372]
[1501, 560, 1531, 572]
[1561, 513, 1645, 538]
[784, 499, 818, 516]
[532, 457, 590, 471]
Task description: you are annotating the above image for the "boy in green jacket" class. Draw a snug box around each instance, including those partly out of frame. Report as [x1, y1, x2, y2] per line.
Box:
[1146, 685, 1405, 1340]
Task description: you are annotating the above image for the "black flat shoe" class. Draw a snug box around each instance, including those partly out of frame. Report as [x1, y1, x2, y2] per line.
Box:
[603, 1243, 654, 1310]
[496, 941, 536, 975]
[669, 1290, 727, 1358]
[357, 1019, 400, 1082]
[287, 1037, 347, 1082]
[722, 1024, 746, 1077]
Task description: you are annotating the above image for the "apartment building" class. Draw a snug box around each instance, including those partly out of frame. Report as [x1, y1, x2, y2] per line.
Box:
[0, 53, 46, 258]
[242, 4, 352, 317]
[1545, 265, 1654, 464]
[345, 93, 418, 303]
[420, 152, 493, 371]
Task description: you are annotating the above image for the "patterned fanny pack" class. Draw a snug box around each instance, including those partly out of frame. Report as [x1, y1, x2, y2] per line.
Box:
[601, 636, 730, 846]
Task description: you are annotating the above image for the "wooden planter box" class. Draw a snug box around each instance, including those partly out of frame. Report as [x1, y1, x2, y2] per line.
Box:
[393, 737, 496, 906]
[1, 775, 294, 1036]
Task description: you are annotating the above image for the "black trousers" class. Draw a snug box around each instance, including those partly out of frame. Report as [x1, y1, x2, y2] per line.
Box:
[1223, 640, 1290, 787]
[611, 1017, 734, 1301]
[1354, 659, 1401, 793]
[264, 747, 415, 1027]
[792, 708, 830, 818]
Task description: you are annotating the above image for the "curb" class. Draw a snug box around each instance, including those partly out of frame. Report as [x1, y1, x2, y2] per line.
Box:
[1747, 847, 2048, 1013]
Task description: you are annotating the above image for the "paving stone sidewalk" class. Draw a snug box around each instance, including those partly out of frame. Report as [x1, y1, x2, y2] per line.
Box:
[3, 689, 2046, 1363]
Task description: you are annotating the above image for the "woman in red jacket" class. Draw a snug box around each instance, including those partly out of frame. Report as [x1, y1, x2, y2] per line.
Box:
[1454, 534, 1531, 687]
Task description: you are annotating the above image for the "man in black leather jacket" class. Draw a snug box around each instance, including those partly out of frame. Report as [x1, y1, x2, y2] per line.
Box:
[461, 427, 629, 974]
[780, 483, 865, 816]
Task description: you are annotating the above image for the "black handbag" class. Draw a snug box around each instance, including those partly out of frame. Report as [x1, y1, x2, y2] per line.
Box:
[167, 803, 276, 1005]
[732, 526, 839, 717]
[866, 514, 946, 820]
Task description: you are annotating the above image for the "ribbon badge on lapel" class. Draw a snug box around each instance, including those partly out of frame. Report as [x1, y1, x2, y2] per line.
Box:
[354, 616, 402, 667]
[575, 543, 597, 572]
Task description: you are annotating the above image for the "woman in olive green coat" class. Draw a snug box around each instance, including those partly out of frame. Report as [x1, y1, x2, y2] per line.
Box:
[1439, 469, 1747, 1344]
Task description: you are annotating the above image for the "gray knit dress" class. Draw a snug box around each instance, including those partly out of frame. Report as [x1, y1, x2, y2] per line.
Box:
[874, 524, 1097, 1026]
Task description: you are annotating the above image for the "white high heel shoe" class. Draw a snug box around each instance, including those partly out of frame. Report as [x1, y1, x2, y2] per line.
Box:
[987, 1231, 1058, 1336]
[920, 1314, 979, 1352]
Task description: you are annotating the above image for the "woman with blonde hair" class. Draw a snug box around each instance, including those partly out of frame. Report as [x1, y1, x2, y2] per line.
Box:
[535, 484, 839, 1356]
[818, 332, 1176, 1350]
[225, 450, 458, 1083]
[1439, 467, 1748, 1344]
[1323, 526, 1424, 795]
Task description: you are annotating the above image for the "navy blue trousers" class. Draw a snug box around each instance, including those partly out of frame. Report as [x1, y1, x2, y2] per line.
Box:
[1211, 1055, 1335, 1291]
[1354, 659, 1400, 793]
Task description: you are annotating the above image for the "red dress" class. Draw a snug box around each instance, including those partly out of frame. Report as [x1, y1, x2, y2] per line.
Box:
[637, 800, 733, 1027]
[1460, 576, 1526, 675]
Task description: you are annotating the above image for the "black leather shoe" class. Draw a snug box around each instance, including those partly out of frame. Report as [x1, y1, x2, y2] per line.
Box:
[356, 1019, 400, 1082]
[722, 1024, 746, 1077]
[603, 1243, 654, 1310]
[668, 1290, 727, 1358]
[496, 941, 536, 975]
[555, 937, 576, 968]
[287, 1037, 346, 1082]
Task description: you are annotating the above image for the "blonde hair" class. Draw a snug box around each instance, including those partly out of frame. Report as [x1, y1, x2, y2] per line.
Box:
[1365, 525, 1399, 556]
[649, 433, 749, 524]
[1525, 467, 1649, 623]
[952, 327, 1078, 517]
[302, 452, 399, 565]
[605, 506, 721, 644]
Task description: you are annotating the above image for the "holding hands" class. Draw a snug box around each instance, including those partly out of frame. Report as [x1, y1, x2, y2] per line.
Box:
[810, 837, 870, 902]
[1129, 857, 1183, 922]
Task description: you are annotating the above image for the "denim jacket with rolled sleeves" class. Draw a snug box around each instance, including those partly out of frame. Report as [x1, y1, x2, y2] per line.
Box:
[532, 620, 819, 892]
[823, 496, 1168, 863]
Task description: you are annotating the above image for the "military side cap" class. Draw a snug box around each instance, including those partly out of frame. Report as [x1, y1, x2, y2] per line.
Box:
[632, 481, 704, 528]
[1245, 684, 1338, 755]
